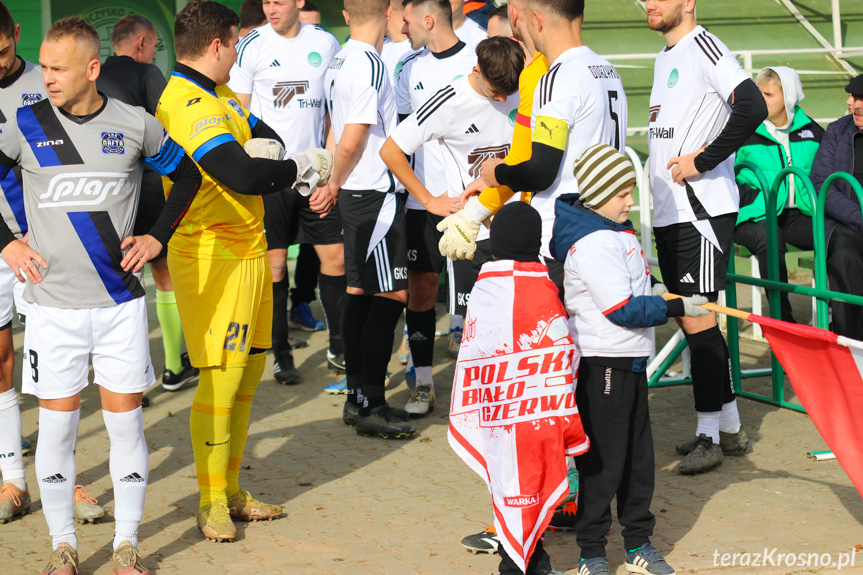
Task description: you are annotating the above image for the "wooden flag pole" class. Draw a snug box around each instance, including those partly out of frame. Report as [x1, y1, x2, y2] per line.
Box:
[661, 292, 751, 321]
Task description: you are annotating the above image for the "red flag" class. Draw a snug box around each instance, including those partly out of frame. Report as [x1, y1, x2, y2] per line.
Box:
[448, 260, 589, 573]
[749, 314, 863, 497]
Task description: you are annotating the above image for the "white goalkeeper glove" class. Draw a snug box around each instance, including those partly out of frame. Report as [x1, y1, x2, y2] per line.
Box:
[682, 295, 709, 317]
[244, 138, 285, 160]
[289, 148, 333, 197]
[436, 196, 493, 260]
[652, 282, 668, 297]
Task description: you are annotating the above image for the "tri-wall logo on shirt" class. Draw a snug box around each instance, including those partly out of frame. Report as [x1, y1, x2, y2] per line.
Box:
[468, 145, 510, 179]
[273, 81, 321, 109]
[21, 93, 43, 106]
[101, 132, 125, 155]
[38, 172, 133, 208]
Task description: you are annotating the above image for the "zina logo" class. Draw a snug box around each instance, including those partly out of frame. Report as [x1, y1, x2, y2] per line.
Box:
[273, 81, 310, 108]
[467, 145, 510, 179]
[39, 172, 131, 208]
[36, 139, 63, 148]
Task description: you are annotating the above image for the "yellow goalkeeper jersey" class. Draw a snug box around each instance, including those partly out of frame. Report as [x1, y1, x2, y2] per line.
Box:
[478, 51, 549, 211]
[157, 69, 265, 260]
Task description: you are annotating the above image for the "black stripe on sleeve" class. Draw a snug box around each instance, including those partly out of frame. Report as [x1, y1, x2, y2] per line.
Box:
[694, 33, 719, 65]
[417, 86, 456, 126]
[31, 101, 84, 165]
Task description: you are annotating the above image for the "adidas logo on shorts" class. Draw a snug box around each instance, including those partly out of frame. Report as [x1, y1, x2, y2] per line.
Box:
[679, 273, 695, 284]
[120, 472, 145, 483]
[42, 473, 67, 483]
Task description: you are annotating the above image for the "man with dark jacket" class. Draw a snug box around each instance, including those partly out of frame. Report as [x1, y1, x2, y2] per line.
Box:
[810, 74, 863, 339]
[734, 66, 823, 323]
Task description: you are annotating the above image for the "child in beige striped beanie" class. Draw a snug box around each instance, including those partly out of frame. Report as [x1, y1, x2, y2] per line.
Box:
[572, 143, 637, 223]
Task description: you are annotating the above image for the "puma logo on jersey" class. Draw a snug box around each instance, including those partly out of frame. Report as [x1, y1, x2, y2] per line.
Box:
[39, 172, 131, 207]
[467, 145, 510, 179]
[537, 120, 557, 141]
[36, 139, 64, 148]
[273, 81, 309, 108]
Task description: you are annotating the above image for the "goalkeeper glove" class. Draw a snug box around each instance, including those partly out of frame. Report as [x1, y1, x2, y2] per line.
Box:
[682, 295, 710, 317]
[289, 148, 333, 196]
[436, 196, 493, 260]
[243, 138, 285, 160]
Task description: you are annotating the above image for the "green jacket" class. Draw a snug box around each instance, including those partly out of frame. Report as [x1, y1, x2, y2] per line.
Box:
[734, 106, 824, 225]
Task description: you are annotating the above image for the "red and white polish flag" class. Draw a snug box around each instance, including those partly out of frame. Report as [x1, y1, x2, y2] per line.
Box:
[448, 260, 589, 573]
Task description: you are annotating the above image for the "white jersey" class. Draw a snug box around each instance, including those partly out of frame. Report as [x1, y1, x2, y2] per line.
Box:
[391, 75, 517, 239]
[563, 228, 653, 358]
[381, 37, 418, 93]
[648, 25, 751, 228]
[396, 42, 477, 209]
[325, 39, 398, 193]
[229, 23, 340, 149]
[454, 18, 487, 47]
[529, 46, 627, 258]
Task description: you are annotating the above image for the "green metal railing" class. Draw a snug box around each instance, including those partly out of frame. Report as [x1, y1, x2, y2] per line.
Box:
[649, 164, 863, 413]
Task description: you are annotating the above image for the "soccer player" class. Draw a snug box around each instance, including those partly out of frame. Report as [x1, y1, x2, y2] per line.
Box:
[229, 0, 345, 385]
[325, 0, 415, 439]
[0, 16, 201, 574]
[644, 0, 766, 475]
[486, 5, 512, 39]
[157, 0, 332, 541]
[299, 0, 322, 26]
[98, 14, 199, 392]
[450, 0, 487, 46]
[238, 0, 266, 39]
[398, 0, 474, 397]
[473, 0, 627, 295]
[381, 36, 521, 415]
[381, 0, 416, 87]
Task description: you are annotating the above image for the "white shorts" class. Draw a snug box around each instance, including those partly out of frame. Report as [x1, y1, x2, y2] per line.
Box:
[22, 298, 155, 400]
[0, 257, 26, 326]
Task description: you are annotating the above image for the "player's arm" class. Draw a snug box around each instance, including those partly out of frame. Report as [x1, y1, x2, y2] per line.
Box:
[327, 123, 369, 197]
[482, 118, 566, 191]
[0, 148, 46, 283]
[669, 81, 768, 185]
[235, 93, 251, 109]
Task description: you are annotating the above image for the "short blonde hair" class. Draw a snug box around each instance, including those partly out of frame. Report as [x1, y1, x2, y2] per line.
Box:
[345, 0, 391, 24]
[45, 16, 101, 61]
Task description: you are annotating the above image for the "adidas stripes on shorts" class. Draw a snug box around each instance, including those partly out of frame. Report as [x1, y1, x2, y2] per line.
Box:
[654, 213, 735, 301]
[22, 298, 155, 400]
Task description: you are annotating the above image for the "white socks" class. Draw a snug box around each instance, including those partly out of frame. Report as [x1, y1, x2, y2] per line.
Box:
[415, 366, 434, 389]
[0, 388, 26, 490]
[695, 411, 721, 444]
[719, 399, 741, 434]
[35, 408, 79, 550]
[103, 407, 149, 551]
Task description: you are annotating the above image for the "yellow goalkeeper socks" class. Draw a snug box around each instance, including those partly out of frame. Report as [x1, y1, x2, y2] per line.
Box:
[190, 364, 244, 510]
[226, 353, 265, 497]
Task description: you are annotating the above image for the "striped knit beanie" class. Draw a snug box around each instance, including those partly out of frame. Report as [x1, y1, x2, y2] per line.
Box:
[572, 144, 637, 209]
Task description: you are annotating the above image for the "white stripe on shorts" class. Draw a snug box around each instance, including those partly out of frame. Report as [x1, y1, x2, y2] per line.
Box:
[373, 240, 393, 292]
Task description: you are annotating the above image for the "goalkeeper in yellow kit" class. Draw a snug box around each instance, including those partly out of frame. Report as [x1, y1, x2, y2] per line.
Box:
[158, 0, 332, 542]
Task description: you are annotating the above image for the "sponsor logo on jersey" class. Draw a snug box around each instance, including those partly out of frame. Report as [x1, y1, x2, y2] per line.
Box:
[307, 51, 322, 67]
[468, 145, 510, 179]
[648, 126, 674, 140]
[273, 81, 309, 108]
[21, 93, 42, 106]
[667, 68, 679, 88]
[508, 109, 517, 127]
[38, 172, 132, 207]
[36, 139, 64, 148]
[190, 114, 230, 138]
[186, 97, 201, 107]
[648, 105, 661, 123]
[101, 132, 125, 154]
[228, 98, 245, 118]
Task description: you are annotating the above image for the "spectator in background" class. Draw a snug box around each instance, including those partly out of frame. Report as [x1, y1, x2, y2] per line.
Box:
[464, 0, 494, 29]
[810, 75, 863, 339]
[300, 1, 321, 26]
[98, 15, 200, 394]
[486, 4, 511, 38]
[238, 0, 265, 39]
[734, 66, 823, 323]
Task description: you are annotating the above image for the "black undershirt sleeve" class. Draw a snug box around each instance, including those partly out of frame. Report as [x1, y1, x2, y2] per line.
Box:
[250, 119, 284, 147]
[694, 78, 768, 174]
[493, 141, 565, 193]
[145, 153, 201, 246]
[197, 140, 298, 196]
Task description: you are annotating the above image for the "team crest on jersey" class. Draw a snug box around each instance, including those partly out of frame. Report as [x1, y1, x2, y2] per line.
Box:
[307, 52, 322, 67]
[21, 93, 42, 106]
[468, 145, 510, 179]
[667, 68, 679, 88]
[101, 132, 125, 155]
[273, 81, 309, 108]
[227, 98, 245, 118]
[508, 109, 518, 127]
